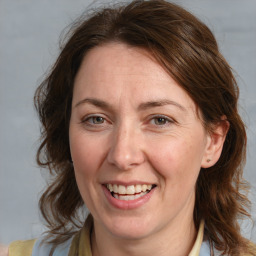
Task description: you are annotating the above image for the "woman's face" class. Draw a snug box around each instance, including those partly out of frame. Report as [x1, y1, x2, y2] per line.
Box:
[69, 43, 213, 240]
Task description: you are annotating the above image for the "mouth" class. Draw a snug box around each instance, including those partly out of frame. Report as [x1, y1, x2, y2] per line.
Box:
[104, 184, 157, 201]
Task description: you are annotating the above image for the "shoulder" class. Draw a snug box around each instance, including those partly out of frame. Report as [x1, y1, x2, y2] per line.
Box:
[6, 216, 93, 256]
[8, 240, 36, 256]
[7, 237, 73, 256]
[31, 237, 73, 256]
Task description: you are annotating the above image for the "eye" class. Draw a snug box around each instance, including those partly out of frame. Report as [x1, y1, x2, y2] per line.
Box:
[83, 115, 105, 125]
[153, 117, 169, 125]
[149, 115, 174, 126]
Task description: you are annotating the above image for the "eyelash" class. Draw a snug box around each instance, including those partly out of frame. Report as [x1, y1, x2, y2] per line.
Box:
[148, 115, 175, 127]
[81, 114, 175, 128]
[81, 115, 108, 126]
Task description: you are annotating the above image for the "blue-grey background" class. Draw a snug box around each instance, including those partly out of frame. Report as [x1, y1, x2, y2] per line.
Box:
[0, 0, 255, 245]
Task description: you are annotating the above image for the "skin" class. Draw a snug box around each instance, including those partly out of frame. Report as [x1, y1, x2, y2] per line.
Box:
[0, 245, 8, 256]
[69, 43, 227, 256]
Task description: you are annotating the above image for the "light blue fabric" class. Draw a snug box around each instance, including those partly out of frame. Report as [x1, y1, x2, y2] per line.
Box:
[199, 240, 211, 255]
[32, 236, 211, 256]
[31, 236, 72, 256]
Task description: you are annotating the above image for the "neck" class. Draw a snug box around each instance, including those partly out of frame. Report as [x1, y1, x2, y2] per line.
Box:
[91, 214, 197, 256]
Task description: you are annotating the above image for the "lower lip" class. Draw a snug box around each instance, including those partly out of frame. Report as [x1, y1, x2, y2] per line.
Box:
[102, 185, 155, 210]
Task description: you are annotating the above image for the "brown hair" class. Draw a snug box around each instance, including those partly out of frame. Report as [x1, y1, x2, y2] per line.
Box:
[35, 0, 253, 254]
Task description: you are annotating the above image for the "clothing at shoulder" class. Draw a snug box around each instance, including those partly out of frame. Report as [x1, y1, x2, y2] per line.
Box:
[9, 216, 256, 256]
[8, 237, 72, 256]
[7, 216, 93, 256]
[8, 240, 36, 256]
[7, 216, 208, 256]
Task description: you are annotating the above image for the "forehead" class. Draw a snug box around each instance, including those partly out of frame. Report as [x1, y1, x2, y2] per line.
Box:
[73, 42, 197, 114]
[76, 43, 166, 83]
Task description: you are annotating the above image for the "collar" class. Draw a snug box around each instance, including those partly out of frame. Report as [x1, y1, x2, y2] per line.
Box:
[69, 216, 205, 256]
[189, 220, 205, 256]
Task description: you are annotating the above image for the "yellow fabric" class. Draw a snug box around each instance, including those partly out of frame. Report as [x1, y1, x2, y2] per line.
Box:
[189, 220, 205, 256]
[8, 218, 256, 256]
[69, 216, 205, 256]
[8, 239, 36, 256]
[68, 215, 93, 256]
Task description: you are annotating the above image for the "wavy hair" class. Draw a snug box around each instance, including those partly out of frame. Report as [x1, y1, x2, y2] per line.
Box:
[35, 0, 253, 254]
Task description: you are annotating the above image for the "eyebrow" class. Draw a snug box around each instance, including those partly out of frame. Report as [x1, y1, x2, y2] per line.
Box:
[137, 100, 187, 112]
[74, 98, 187, 112]
[74, 98, 113, 112]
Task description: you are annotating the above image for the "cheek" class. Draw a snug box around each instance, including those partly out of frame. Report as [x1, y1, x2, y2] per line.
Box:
[147, 135, 204, 186]
[70, 132, 105, 175]
[69, 134, 103, 205]
[69, 134, 104, 205]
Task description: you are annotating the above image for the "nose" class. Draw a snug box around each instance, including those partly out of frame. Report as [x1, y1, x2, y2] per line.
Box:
[107, 124, 145, 170]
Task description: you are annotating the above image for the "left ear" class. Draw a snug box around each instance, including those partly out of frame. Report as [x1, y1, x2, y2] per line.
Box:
[201, 116, 230, 168]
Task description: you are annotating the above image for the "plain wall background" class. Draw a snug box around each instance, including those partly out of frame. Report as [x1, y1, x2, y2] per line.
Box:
[0, 0, 255, 245]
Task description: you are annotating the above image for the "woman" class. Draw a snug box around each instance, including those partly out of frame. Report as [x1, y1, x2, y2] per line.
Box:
[7, 0, 256, 255]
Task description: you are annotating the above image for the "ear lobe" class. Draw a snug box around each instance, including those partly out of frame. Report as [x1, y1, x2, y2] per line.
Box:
[201, 117, 230, 168]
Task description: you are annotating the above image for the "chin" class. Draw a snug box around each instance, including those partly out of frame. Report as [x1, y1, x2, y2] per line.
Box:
[111, 227, 153, 240]
[104, 215, 157, 240]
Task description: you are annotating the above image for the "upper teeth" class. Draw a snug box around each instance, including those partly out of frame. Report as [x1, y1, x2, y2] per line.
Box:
[106, 184, 153, 194]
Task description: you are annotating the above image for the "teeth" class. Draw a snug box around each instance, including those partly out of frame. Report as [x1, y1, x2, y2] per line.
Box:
[113, 192, 148, 200]
[126, 185, 135, 195]
[113, 184, 118, 193]
[142, 184, 147, 192]
[135, 184, 142, 193]
[106, 184, 153, 195]
[107, 184, 113, 192]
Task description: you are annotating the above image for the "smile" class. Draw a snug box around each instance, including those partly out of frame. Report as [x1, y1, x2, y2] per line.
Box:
[105, 184, 156, 201]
